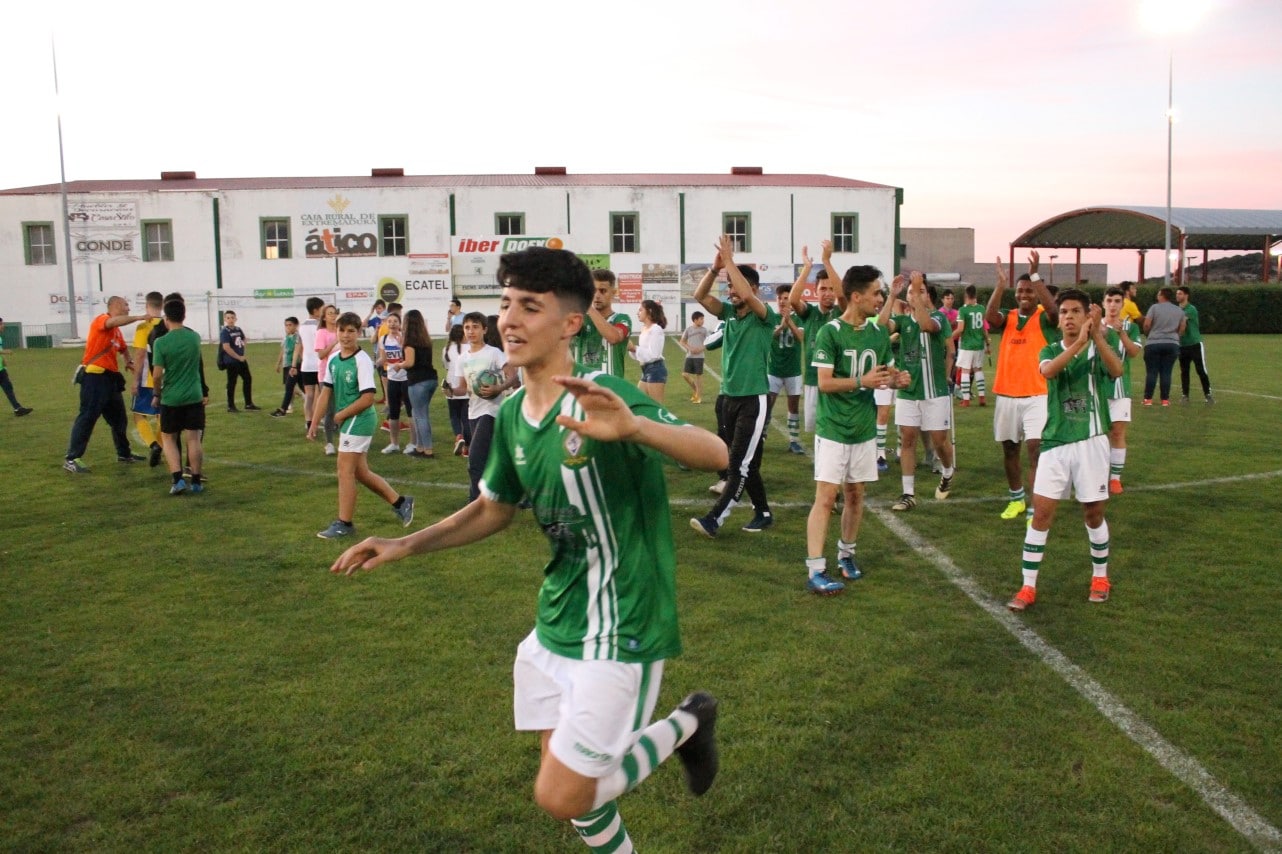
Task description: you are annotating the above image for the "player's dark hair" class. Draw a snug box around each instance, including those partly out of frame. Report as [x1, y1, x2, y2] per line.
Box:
[1017, 273, 1033, 283]
[691, 310, 704, 320]
[336, 312, 362, 331]
[373, 299, 386, 309]
[1158, 286, 1176, 302]
[146, 291, 164, 307]
[641, 299, 667, 329]
[462, 311, 488, 327]
[842, 265, 883, 298]
[926, 283, 939, 305]
[1105, 286, 1125, 299]
[776, 283, 792, 296]
[403, 309, 431, 348]
[285, 316, 299, 325]
[964, 284, 977, 299]
[387, 302, 402, 314]
[496, 247, 594, 313]
[449, 298, 461, 309]
[736, 264, 760, 287]
[484, 315, 502, 348]
[163, 300, 186, 322]
[1176, 286, 1191, 298]
[164, 292, 184, 304]
[448, 323, 465, 345]
[1055, 288, 1091, 311]
[815, 268, 829, 281]
[306, 297, 325, 314]
[943, 288, 954, 298]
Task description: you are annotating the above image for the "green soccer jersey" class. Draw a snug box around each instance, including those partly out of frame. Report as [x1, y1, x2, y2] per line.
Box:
[1179, 304, 1202, 346]
[717, 303, 778, 397]
[1104, 320, 1138, 399]
[323, 349, 378, 438]
[811, 317, 893, 445]
[957, 304, 987, 351]
[282, 332, 297, 367]
[796, 303, 841, 386]
[768, 315, 803, 379]
[480, 368, 686, 663]
[573, 312, 632, 377]
[152, 327, 204, 406]
[1039, 341, 1113, 451]
[892, 310, 951, 400]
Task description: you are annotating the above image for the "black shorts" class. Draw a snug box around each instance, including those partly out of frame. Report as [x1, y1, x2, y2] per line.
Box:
[161, 401, 206, 434]
[684, 356, 705, 375]
[298, 370, 319, 387]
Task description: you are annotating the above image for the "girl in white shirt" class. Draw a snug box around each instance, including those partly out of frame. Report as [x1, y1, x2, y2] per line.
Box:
[629, 299, 668, 403]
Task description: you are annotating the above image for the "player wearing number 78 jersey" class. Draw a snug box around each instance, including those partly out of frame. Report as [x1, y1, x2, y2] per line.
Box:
[804, 264, 910, 595]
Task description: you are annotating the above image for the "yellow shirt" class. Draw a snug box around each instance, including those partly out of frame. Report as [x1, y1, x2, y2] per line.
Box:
[1121, 298, 1141, 324]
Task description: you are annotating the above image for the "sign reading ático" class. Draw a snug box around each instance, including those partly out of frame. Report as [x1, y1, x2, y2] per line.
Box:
[303, 194, 379, 258]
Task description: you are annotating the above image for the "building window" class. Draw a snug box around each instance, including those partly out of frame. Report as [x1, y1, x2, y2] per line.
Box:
[261, 218, 291, 260]
[24, 222, 56, 265]
[832, 213, 859, 253]
[610, 212, 639, 253]
[142, 220, 174, 262]
[379, 215, 408, 256]
[495, 213, 525, 236]
[723, 213, 751, 252]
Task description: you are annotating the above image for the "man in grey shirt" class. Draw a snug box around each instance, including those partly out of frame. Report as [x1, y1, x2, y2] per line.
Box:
[1141, 286, 1187, 406]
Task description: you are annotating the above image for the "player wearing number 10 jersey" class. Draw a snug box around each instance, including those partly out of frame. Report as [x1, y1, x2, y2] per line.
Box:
[805, 264, 910, 596]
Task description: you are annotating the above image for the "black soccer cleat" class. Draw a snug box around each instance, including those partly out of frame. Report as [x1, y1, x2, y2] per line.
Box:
[675, 691, 719, 796]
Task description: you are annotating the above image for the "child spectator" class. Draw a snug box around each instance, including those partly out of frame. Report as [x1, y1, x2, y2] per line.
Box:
[272, 316, 300, 417]
[376, 312, 414, 454]
[442, 323, 469, 456]
[308, 312, 415, 539]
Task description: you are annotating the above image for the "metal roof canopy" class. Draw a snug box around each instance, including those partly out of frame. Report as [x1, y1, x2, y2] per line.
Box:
[1012, 206, 1282, 252]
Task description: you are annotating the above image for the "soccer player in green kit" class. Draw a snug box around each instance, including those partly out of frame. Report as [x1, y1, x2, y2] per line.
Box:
[954, 285, 989, 406]
[806, 264, 910, 595]
[1007, 289, 1123, 612]
[572, 269, 632, 378]
[791, 243, 842, 438]
[331, 247, 727, 853]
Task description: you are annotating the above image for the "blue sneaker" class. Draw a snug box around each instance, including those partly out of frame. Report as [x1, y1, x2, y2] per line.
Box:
[787, 441, 806, 455]
[188, 482, 204, 495]
[394, 495, 415, 527]
[317, 520, 355, 539]
[169, 479, 188, 496]
[741, 512, 774, 533]
[877, 456, 889, 474]
[689, 516, 718, 538]
[807, 571, 845, 596]
[838, 555, 862, 580]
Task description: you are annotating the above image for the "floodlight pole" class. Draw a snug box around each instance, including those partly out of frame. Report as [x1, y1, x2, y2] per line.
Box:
[54, 38, 79, 338]
[1164, 50, 1173, 287]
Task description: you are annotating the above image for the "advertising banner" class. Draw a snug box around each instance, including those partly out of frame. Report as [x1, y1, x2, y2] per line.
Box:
[641, 264, 680, 306]
[451, 236, 565, 298]
[302, 194, 379, 258]
[69, 201, 140, 263]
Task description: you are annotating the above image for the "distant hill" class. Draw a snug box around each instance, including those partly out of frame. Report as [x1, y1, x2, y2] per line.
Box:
[1142, 251, 1276, 284]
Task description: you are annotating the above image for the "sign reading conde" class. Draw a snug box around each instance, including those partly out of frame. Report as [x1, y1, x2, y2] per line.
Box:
[69, 201, 140, 263]
[303, 194, 379, 258]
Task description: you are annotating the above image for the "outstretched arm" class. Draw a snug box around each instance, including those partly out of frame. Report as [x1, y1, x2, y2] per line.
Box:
[330, 497, 518, 575]
[552, 375, 728, 471]
[985, 256, 1009, 330]
[692, 246, 725, 317]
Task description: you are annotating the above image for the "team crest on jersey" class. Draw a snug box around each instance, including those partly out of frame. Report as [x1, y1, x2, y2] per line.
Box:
[561, 430, 589, 468]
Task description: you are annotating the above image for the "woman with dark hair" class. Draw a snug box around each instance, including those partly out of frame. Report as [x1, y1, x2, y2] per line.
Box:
[629, 299, 668, 403]
[400, 309, 438, 458]
[442, 324, 469, 456]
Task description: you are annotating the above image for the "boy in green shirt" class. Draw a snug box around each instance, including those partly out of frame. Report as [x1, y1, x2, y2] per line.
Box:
[308, 312, 414, 539]
[1008, 289, 1123, 613]
[330, 247, 727, 851]
[151, 299, 208, 495]
[573, 269, 632, 377]
[271, 316, 300, 417]
[1175, 286, 1213, 404]
[768, 283, 805, 454]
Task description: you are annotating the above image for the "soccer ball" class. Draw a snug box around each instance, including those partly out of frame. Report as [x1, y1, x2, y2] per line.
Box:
[474, 368, 504, 392]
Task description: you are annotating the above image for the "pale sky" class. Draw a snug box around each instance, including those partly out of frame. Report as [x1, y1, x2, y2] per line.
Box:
[4, 0, 1280, 279]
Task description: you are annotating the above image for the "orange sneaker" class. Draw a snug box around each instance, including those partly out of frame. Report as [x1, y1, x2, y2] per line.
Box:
[960, 399, 970, 408]
[1089, 576, 1111, 603]
[978, 396, 987, 407]
[1109, 478, 1123, 495]
[1007, 585, 1036, 612]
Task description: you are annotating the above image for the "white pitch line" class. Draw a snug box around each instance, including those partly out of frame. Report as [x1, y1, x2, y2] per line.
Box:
[872, 507, 1282, 852]
[1216, 388, 1282, 402]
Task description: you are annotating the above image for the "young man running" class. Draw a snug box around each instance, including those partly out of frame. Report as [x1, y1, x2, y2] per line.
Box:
[985, 253, 1059, 520]
[806, 264, 910, 595]
[331, 247, 726, 852]
[1007, 289, 1123, 612]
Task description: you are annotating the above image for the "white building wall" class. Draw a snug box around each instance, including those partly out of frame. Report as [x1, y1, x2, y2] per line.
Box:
[1, 179, 899, 343]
